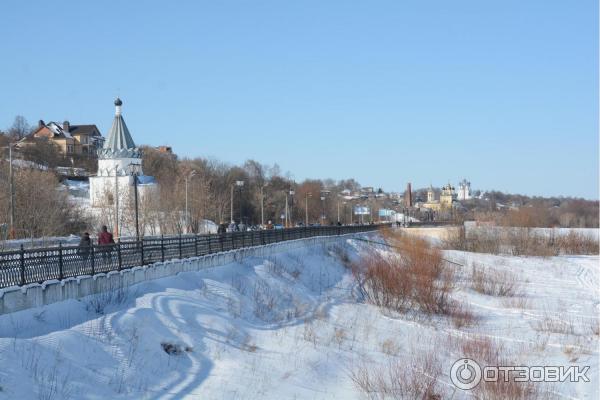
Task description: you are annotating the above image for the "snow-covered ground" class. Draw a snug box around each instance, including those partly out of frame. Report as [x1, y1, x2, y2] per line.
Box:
[0, 235, 597, 399]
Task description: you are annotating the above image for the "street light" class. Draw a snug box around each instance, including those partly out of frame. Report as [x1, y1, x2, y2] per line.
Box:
[305, 192, 312, 226]
[184, 170, 197, 233]
[260, 183, 268, 227]
[230, 180, 244, 223]
[320, 195, 326, 223]
[285, 189, 296, 228]
[237, 180, 244, 225]
[127, 163, 142, 241]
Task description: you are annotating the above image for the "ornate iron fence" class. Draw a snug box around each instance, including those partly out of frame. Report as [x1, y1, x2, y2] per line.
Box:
[0, 224, 383, 288]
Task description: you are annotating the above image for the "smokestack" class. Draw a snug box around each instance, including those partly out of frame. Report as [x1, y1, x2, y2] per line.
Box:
[405, 182, 413, 207]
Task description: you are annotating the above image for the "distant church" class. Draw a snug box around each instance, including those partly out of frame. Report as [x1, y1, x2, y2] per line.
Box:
[457, 179, 472, 201]
[89, 98, 156, 235]
[421, 183, 456, 211]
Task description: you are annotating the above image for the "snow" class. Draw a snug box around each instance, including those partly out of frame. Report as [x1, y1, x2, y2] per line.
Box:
[0, 234, 597, 399]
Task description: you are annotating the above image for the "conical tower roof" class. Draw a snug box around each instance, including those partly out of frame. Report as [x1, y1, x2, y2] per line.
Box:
[98, 98, 141, 159]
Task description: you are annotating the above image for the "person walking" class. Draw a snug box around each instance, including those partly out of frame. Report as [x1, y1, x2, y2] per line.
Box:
[98, 225, 115, 263]
[78, 232, 92, 264]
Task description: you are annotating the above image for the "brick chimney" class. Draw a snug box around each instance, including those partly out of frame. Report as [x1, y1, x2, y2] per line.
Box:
[38, 120, 45, 128]
[63, 120, 70, 133]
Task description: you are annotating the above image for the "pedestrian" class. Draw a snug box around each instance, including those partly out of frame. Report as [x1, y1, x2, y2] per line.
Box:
[217, 221, 227, 235]
[97, 225, 115, 263]
[78, 232, 92, 261]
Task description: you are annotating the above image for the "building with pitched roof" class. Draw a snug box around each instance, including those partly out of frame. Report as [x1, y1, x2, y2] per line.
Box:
[19, 119, 104, 157]
[89, 98, 156, 235]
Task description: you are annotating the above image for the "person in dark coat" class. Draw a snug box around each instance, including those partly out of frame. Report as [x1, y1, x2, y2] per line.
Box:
[78, 232, 92, 260]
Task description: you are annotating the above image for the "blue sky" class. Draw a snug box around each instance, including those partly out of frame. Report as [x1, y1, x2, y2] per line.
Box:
[1, 0, 597, 198]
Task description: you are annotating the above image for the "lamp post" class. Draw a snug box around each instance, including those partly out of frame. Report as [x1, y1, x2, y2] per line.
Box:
[114, 165, 119, 238]
[305, 192, 312, 226]
[184, 170, 197, 233]
[0, 144, 16, 239]
[132, 171, 139, 240]
[320, 195, 325, 223]
[127, 163, 142, 240]
[260, 183, 268, 227]
[235, 180, 244, 225]
[288, 189, 295, 227]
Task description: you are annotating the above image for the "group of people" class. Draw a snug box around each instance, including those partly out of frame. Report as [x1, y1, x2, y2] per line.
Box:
[77, 225, 115, 260]
[217, 220, 276, 234]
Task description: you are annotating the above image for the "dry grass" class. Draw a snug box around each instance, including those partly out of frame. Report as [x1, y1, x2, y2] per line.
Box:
[349, 351, 443, 400]
[471, 264, 522, 297]
[449, 301, 478, 329]
[457, 335, 555, 400]
[501, 296, 531, 309]
[380, 338, 401, 356]
[444, 227, 599, 256]
[534, 316, 576, 336]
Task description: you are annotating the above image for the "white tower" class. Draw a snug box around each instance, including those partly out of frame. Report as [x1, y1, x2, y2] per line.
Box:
[457, 179, 472, 201]
[89, 98, 155, 235]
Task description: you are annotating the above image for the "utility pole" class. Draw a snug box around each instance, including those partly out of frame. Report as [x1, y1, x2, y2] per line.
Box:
[133, 171, 139, 241]
[230, 184, 234, 223]
[8, 144, 15, 239]
[185, 170, 196, 233]
[260, 185, 265, 227]
[114, 165, 119, 238]
[285, 193, 289, 228]
[305, 192, 311, 226]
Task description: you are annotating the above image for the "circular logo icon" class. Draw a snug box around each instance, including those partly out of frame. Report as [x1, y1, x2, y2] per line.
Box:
[450, 358, 482, 390]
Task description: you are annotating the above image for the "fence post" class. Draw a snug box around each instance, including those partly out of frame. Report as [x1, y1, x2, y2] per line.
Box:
[91, 245, 95, 276]
[231, 233, 234, 250]
[117, 242, 122, 271]
[207, 235, 212, 253]
[179, 235, 183, 259]
[140, 239, 145, 266]
[195, 236, 198, 256]
[161, 235, 165, 262]
[19, 244, 25, 286]
[58, 243, 64, 280]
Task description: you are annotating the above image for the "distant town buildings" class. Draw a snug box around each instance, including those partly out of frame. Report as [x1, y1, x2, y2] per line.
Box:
[19, 120, 104, 157]
[458, 179, 472, 201]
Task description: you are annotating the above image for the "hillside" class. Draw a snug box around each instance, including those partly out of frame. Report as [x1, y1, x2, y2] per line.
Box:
[0, 235, 597, 399]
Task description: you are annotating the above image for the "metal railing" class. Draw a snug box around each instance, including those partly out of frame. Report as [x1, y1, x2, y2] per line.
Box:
[0, 224, 384, 288]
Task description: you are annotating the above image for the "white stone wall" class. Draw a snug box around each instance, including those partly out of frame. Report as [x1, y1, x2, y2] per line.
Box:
[0, 234, 363, 315]
[89, 174, 134, 207]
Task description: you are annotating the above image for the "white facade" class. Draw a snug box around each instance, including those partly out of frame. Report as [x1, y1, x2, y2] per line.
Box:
[457, 179, 472, 201]
[89, 98, 157, 216]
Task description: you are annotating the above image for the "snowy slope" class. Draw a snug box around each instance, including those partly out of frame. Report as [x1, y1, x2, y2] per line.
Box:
[0, 236, 597, 399]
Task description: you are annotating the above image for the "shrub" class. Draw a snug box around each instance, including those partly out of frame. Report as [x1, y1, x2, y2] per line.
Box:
[354, 234, 454, 317]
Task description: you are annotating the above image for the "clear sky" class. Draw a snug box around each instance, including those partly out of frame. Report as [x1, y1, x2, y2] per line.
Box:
[1, 0, 597, 199]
